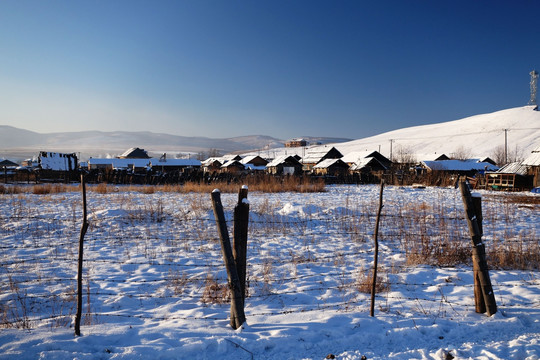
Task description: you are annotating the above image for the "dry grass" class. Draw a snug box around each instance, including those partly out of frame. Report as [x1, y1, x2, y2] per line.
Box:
[200, 275, 230, 304]
[31, 184, 79, 195]
[357, 269, 390, 294]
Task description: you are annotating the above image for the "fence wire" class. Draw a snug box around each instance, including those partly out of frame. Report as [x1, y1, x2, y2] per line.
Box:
[0, 190, 538, 329]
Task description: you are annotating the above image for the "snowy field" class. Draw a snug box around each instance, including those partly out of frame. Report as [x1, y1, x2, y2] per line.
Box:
[0, 184, 538, 360]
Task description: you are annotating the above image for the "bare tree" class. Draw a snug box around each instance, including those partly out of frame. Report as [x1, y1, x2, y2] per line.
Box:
[491, 145, 506, 166]
[395, 145, 417, 164]
[451, 146, 472, 160]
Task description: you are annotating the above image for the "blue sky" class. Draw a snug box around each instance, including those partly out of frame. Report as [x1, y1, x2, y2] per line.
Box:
[1, 1, 539, 140]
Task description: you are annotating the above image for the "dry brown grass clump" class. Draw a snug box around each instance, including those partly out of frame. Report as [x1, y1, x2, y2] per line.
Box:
[31, 184, 77, 194]
[0, 185, 24, 194]
[200, 275, 230, 304]
[357, 269, 390, 294]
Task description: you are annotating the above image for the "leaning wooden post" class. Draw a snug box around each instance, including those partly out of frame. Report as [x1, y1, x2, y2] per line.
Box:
[370, 179, 385, 317]
[471, 194, 486, 314]
[75, 174, 89, 336]
[211, 189, 246, 329]
[459, 180, 497, 316]
[233, 185, 249, 302]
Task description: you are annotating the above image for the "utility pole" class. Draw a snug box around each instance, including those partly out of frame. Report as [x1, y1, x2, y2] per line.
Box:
[504, 129, 508, 164]
[389, 139, 394, 162]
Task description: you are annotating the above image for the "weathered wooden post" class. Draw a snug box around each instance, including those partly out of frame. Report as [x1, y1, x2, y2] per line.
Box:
[459, 180, 497, 316]
[75, 174, 89, 336]
[233, 185, 249, 302]
[211, 189, 246, 329]
[370, 179, 385, 317]
[471, 194, 487, 314]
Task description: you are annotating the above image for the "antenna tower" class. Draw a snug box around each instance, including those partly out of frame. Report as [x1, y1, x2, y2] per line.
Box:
[529, 69, 538, 106]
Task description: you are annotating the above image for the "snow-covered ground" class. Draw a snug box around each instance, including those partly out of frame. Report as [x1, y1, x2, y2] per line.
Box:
[0, 184, 538, 359]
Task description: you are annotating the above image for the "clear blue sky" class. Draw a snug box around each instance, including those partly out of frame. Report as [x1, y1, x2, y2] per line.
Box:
[1, 1, 539, 140]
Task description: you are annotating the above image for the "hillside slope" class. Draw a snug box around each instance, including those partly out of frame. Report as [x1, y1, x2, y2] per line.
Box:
[256, 106, 540, 162]
[336, 106, 540, 160]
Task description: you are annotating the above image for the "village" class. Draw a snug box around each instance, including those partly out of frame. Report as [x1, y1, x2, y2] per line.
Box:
[1, 138, 539, 191]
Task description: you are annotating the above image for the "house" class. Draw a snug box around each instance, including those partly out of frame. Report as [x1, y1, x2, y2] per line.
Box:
[266, 155, 303, 175]
[201, 158, 223, 173]
[420, 159, 499, 176]
[301, 146, 343, 172]
[285, 138, 307, 147]
[220, 160, 245, 174]
[240, 155, 268, 172]
[341, 151, 392, 169]
[88, 156, 200, 173]
[0, 159, 18, 168]
[485, 162, 532, 190]
[416, 153, 451, 161]
[39, 152, 78, 172]
[348, 157, 388, 173]
[312, 159, 350, 176]
[118, 148, 150, 159]
[522, 144, 540, 187]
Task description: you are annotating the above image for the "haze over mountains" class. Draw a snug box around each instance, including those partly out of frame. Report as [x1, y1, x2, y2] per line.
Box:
[1, 106, 540, 162]
[0, 126, 349, 161]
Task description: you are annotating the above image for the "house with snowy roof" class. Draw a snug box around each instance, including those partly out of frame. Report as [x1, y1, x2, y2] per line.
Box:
[119, 147, 150, 159]
[341, 150, 392, 170]
[266, 155, 303, 175]
[301, 146, 343, 172]
[485, 162, 532, 190]
[522, 144, 540, 187]
[240, 155, 268, 172]
[420, 159, 499, 176]
[220, 159, 245, 174]
[312, 158, 350, 176]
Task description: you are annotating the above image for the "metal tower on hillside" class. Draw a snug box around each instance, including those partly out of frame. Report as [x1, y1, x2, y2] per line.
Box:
[530, 69, 538, 106]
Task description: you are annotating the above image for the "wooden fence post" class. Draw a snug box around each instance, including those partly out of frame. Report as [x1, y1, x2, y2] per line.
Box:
[211, 189, 246, 329]
[233, 186, 249, 302]
[75, 174, 89, 336]
[459, 180, 497, 316]
[370, 179, 385, 317]
[471, 194, 486, 314]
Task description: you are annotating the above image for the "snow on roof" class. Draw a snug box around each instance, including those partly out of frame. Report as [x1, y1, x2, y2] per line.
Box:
[88, 158, 200, 169]
[522, 151, 540, 166]
[495, 162, 529, 175]
[119, 147, 149, 158]
[421, 159, 499, 172]
[349, 157, 387, 171]
[202, 158, 222, 166]
[244, 164, 266, 171]
[302, 146, 342, 164]
[313, 158, 348, 169]
[267, 155, 300, 167]
[340, 151, 380, 163]
[240, 155, 259, 164]
[221, 160, 244, 168]
[415, 153, 450, 161]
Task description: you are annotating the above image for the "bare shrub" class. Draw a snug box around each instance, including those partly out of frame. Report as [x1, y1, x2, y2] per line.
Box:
[201, 275, 230, 304]
[93, 183, 109, 194]
[357, 269, 390, 294]
[167, 270, 189, 295]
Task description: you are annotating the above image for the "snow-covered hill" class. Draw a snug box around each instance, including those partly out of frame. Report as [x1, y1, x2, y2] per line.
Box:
[253, 106, 540, 162]
[336, 106, 540, 160]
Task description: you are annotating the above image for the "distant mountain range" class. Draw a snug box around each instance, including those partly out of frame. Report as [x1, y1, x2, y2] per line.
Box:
[0, 126, 350, 161]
